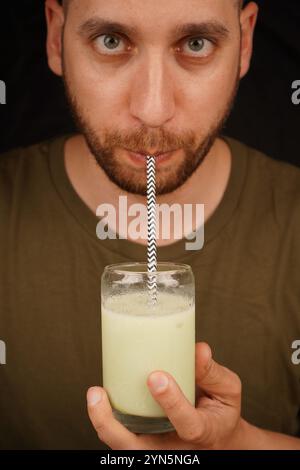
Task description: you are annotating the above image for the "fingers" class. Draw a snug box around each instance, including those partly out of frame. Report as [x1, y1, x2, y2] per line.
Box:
[195, 342, 242, 407]
[147, 371, 207, 444]
[87, 387, 140, 450]
[87, 342, 242, 450]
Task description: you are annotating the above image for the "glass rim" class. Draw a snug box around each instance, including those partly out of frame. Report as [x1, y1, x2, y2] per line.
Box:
[103, 262, 192, 276]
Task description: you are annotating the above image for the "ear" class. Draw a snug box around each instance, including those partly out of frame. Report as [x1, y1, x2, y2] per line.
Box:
[45, 0, 65, 76]
[239, 2, 259, 78]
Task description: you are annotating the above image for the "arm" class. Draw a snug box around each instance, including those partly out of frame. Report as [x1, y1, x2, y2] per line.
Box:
[230, 419, 300, 450]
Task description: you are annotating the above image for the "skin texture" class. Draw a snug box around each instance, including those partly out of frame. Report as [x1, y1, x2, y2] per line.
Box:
[46, 0, 250, 195]
[62, 68, 238, 195]
[45, 0, 300, 449]
[45, 0, 258, 248]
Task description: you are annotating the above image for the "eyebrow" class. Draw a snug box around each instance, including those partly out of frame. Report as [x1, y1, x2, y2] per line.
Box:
[174, 21, 229, 40]
[77, 17, 230, 42]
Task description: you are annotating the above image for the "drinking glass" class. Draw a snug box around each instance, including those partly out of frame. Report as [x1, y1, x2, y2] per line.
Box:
[101, 262, 195, 434]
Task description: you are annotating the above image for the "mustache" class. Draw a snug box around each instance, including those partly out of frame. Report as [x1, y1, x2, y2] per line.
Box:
[102, 126, 196, 154]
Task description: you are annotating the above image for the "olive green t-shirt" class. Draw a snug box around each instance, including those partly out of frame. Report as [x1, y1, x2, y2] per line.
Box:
[0, 134, 300, 450]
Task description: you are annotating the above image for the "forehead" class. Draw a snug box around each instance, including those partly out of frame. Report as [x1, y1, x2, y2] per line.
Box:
[68, 0, 237, 33]
[67, 0, 239, 46]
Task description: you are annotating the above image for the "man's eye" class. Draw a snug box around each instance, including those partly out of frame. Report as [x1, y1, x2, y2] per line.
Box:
[94, 34, 127, 54]
[181, 37, 214, 57]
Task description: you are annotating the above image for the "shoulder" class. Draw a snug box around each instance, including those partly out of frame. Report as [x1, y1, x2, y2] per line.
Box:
[225, 135, 300, 186]
[0, 139, 51, 176]
[0, 134, 69, 192]
[225, 136, 300, 228]
[0, 135, 67, 222]
[0, 142, 42, 207]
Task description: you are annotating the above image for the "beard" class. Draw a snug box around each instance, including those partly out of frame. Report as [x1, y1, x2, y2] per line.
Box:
[62, 62, 240, 196]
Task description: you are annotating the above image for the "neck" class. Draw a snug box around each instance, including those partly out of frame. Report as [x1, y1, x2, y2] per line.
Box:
[64, 134, 231, 247]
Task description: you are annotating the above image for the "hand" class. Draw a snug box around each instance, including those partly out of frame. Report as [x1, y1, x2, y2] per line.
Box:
[86, 342, 244, 450]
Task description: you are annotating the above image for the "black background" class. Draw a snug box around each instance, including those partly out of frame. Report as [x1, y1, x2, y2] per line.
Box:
[0, 0, 299, 166]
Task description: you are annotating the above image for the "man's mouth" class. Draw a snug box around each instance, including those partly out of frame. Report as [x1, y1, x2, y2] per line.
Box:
[124, 148, 177, 166]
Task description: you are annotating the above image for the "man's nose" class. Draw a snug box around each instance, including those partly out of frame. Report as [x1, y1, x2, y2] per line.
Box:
[129, 54, 176, 128]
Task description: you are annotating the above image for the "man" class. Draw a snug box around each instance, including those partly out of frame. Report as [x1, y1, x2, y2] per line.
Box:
[0, 0, 300, 450]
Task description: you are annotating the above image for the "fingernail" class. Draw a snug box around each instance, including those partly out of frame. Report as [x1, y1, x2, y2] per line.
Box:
[149, 373, 169, 392]
[87, 387, 102, 406]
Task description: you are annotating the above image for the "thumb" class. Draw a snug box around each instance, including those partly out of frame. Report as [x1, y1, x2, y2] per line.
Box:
[195, 342, 242, 407]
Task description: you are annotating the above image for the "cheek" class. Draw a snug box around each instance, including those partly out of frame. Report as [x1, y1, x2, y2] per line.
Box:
[181, 52, 239, 129]
[64, 38, 126, 123]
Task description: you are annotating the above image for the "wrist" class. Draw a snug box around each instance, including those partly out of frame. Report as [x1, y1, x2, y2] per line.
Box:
[224, 417, 258, 450]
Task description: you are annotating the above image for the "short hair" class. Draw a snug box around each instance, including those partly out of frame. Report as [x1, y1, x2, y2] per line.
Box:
[58, 0, 70, 11]
[58, 0, 244, 10]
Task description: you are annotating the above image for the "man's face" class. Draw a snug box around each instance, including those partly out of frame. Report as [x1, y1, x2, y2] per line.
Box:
[57, 0, 244, 195]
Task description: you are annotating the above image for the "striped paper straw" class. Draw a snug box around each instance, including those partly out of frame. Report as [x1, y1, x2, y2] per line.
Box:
[146, 155, 157, 305]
